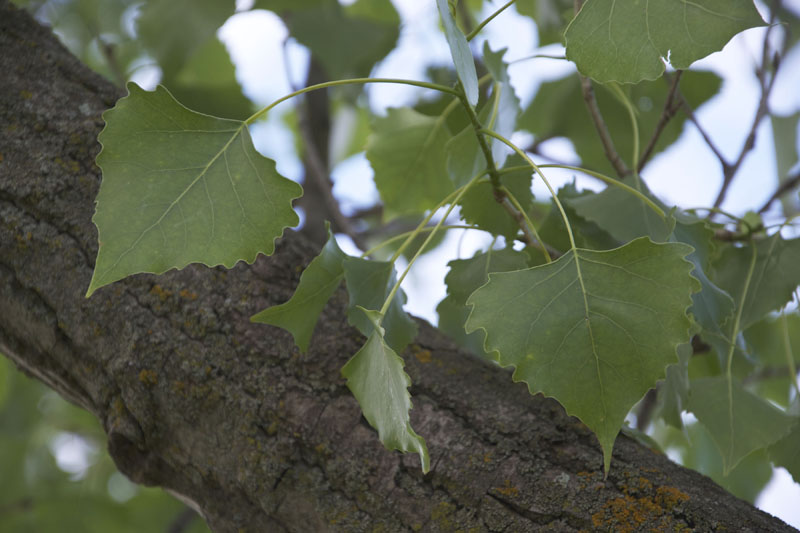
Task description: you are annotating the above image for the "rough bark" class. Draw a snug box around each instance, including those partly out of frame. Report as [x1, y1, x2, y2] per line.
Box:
[0, 3, 794, 531]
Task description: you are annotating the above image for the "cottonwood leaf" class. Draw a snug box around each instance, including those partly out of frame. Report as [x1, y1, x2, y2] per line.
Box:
[655, 342, 692, 429]
[564, 0, 764, 83]
[466, 238, 698, 471]
[672, 215, 734, 335]
[342, 308, 429, 472]
[768, 413, 800, 484]
[567, 180, 675, 243]
[343, 257, 417, 352]
[483, 44, 520, 169]
[711, 235, 800, 331]
[689, 376, 797, 474]
[366, 108, 454, 219]
[457, 156, 535, 240]
[537, 184, 619, 252]
[88, 83, 302, 296]
[251, 226, 346, 353]
[446, 100, 492, 189]
[137, 0, 234, 77]
[436, 0, 479, 105]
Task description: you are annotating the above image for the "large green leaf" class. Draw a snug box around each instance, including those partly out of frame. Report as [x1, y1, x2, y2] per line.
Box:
[564, 0, 764, 83]
[251, 227, 346, 352]
[366, 108, 454, 219]
[436, 0, 479, 105]
[341, 308, 429, 472]
[689, 376, 797, 474]
[466, 238, 698, 470]
[88, 83, 302, 296]
[519, 71, 721, 175]
[137, 0, 235, 77]
[342, 257, 417, 352]
[711, 235, 800, 332]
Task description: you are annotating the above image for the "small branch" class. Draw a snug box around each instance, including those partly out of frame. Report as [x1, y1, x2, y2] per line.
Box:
[637, 70, 683, 172]
[712, 9, 779, 209]
[757, 170, 800, 214]
[579, 75, 630, 178]
[675, 89, 730, 167]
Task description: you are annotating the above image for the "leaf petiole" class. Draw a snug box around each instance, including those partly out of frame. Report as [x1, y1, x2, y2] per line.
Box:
[466, 0, 518, 41]
[245, 78, 460, 125]
[360, 224, 483, 259]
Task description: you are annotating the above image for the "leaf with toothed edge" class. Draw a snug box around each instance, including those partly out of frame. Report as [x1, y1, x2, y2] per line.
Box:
[466, 238, 699, 472]
[342, 307, 430, 473]
[87, 82, 302, 296]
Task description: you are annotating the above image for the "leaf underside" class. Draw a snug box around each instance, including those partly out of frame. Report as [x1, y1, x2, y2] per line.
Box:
[88, 83, 302, 296]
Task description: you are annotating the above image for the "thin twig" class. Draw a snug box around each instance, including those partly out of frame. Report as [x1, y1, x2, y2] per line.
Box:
[675, 90, 730, 166]
[579, 75, 630, 178]
[637, 70, 683, 172]
[758, 170, 800, 214]
[712, 8, 779, 208]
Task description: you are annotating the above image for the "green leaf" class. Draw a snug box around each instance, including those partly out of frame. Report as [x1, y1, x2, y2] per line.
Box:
[466, 238, 698, 470]
[744, 313, 800, 367]
[768, 414, 800, 484]
[457, 155, 534, 240]
[446, 100, 491, 189]
[688, 376, 797, 474]
[251, 226, 347, 352]
[285, 0, 399, 79]
[436, 0, 479, 105]
[366, 108, 454, 219]
[711, 235, 800, 331]
[341, 308, 429, 472]
[519, 71, 721, 175]
[162, 37, 253, 120]
[564, 0, 764, 83]
[137, 0, 235, 78]
[655, 343, 692, 429]
[343, 257, 417, 352]
[672, 215, 734, 335]
[88, 83, 302, 296]
[437, 295, 492, 358]
[515, 0, 574, 45]
[537, 184, 619, 252]
[446, 248, 529, 306]
[567, 179, 675, 243]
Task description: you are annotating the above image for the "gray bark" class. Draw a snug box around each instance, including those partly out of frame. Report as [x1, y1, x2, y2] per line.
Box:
[0, 2, 795, 531]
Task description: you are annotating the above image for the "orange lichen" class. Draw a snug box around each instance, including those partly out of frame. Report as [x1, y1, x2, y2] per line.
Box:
[138, 369, 158, 385]
[179, 289, 198, 300]
[414, 349, 432, 363]
[591, 481, 690, 532]
[150, 284, 172, 301]
[495, 479, 519, 498]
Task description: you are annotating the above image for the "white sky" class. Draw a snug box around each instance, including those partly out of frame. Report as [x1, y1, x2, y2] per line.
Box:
[209, 1, 800, 526]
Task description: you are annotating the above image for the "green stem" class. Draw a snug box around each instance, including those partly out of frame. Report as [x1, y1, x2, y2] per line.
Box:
[245, 78, 459, 124]
[727, 239, 759, 380]
[608, 83, 640, 166]
[360, 224, 481, 258]
[480, 129, 577, 250]
[509, 54, 567, 64]
[380, 174, 482, 316]
[499, 185, 551, 263]
[499, 164, 665, 219]
[466, 0, 518, 41]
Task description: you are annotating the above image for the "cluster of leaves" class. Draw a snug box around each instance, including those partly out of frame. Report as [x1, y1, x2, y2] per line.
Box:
[78, 0, 800, 498]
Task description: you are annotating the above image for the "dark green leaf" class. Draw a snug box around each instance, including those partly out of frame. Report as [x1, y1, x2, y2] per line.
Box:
[768, 414, 800, 484]
[537, 184, 619, 252]
[251, 226, 347, 352]
[467, 238, 698, 470]
[366, 107, 454, 219]
[711, 235, 800, 331]
[655, 342, 692, 429]
[771, 112, 800, 216]
[689, 376, 797, 474]
[565, 0, 764, 83]
[88, 83, 302, 295]
[343, 257, 417, 352]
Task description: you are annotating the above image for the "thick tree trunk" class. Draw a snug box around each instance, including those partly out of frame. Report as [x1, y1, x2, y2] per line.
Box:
[0, 3, 794, 531]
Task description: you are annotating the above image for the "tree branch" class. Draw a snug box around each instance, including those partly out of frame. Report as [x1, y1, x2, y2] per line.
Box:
[637, 70, 683, 172]
[758, 169, 800, 214]
[579, 75, 631, 178]
[0, 3, 796, 531]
